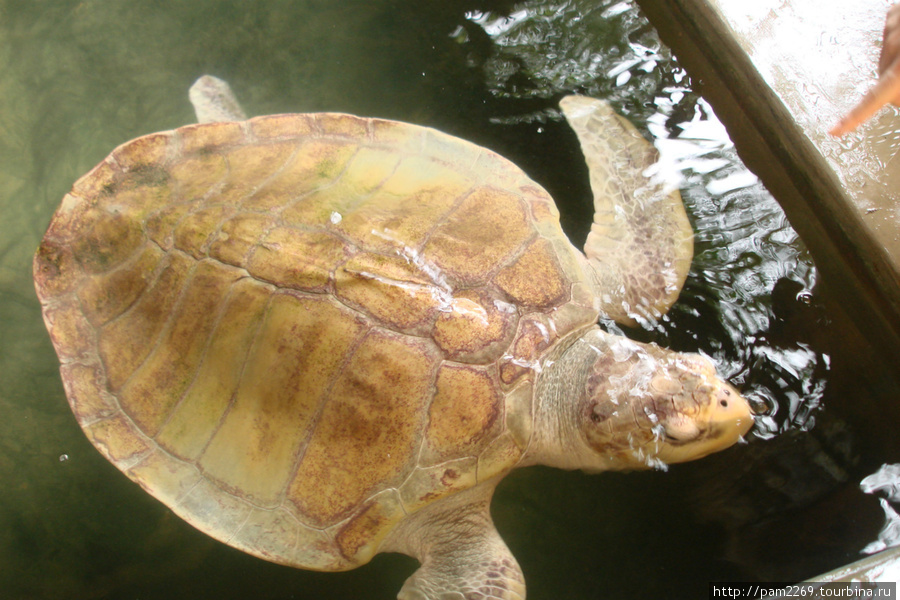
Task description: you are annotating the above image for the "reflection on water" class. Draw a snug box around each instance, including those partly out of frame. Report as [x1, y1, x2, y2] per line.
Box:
[0, 0, 892, 599]
[861, 464, 900, 555]
[466, 0, 675, 112]
[467, 0, 826, 438]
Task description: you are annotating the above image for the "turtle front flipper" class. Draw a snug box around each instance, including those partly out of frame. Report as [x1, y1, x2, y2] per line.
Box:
[384, 479, 525, 600]
[560, 95, 693, 327]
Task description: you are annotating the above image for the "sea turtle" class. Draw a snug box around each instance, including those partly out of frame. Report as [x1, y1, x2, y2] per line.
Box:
[34, 75, 753, 599]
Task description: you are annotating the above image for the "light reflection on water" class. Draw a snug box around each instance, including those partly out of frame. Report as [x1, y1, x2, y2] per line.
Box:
[861, 464, 900, 555]
[468, 0, 826, 439]
[0, 0, 883, 599]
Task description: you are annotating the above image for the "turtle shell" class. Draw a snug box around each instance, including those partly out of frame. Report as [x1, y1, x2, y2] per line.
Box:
[33, 113, 599, 570]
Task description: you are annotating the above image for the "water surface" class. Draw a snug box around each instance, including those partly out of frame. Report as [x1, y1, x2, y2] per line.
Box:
[0, 1, 891, 598]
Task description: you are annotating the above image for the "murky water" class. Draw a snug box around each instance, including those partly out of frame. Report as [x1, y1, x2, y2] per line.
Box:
[1, 0, 896, 598]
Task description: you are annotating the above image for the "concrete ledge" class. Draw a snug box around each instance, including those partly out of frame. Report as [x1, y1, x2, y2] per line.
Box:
[810, 545, 900, 583]
[636, 0, 900, 360]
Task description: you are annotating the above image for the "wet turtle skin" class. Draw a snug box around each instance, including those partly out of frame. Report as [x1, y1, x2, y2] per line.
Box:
[33, 111, 600, 570]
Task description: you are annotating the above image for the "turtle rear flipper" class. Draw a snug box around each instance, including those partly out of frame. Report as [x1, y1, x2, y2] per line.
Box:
[386, 480, 526, 600]
[560, 95, 693, 327]
[189, 74, 248, 123]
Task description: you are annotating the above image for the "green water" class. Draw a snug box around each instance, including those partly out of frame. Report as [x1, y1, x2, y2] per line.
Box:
[1, 0, 895, 598]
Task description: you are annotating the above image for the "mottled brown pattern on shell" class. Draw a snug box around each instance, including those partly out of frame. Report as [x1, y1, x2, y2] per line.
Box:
[116, 259, 244, 438]
[168, 153, 227, 207]
[156, 276, 273, 463]
[248, 227, 349, 292]
[198, 293, 367, 508]
[422, 364, 504, 465]
[495, 237, 569, 309]
[33, 112, 598, 570]
[499, 315, 556, 385]
[287, 330, 439, 528]
[334, 252, 441, 336]
[432, 287, 518, 364]
[423, 186, 534, 287]
[174, 204, 237, 259]
[99, 252, 193, 391]
[179, 120, 244, 153]
[78, 245, 165, 326]
[208, 212, 276, 267]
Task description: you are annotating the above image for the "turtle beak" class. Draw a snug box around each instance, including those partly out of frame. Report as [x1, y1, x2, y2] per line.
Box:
[711, 383, 754, 440]
[657, 382, 753, 464]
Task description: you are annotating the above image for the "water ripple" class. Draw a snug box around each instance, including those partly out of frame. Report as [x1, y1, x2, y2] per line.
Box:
[461, 0, 827, 441]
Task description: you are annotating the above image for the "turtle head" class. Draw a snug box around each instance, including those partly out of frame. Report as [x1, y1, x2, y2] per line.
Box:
[577, 331, 753, 471]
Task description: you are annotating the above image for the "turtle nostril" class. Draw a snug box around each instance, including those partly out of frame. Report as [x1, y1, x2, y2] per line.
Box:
[716, 387, 733, 410]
